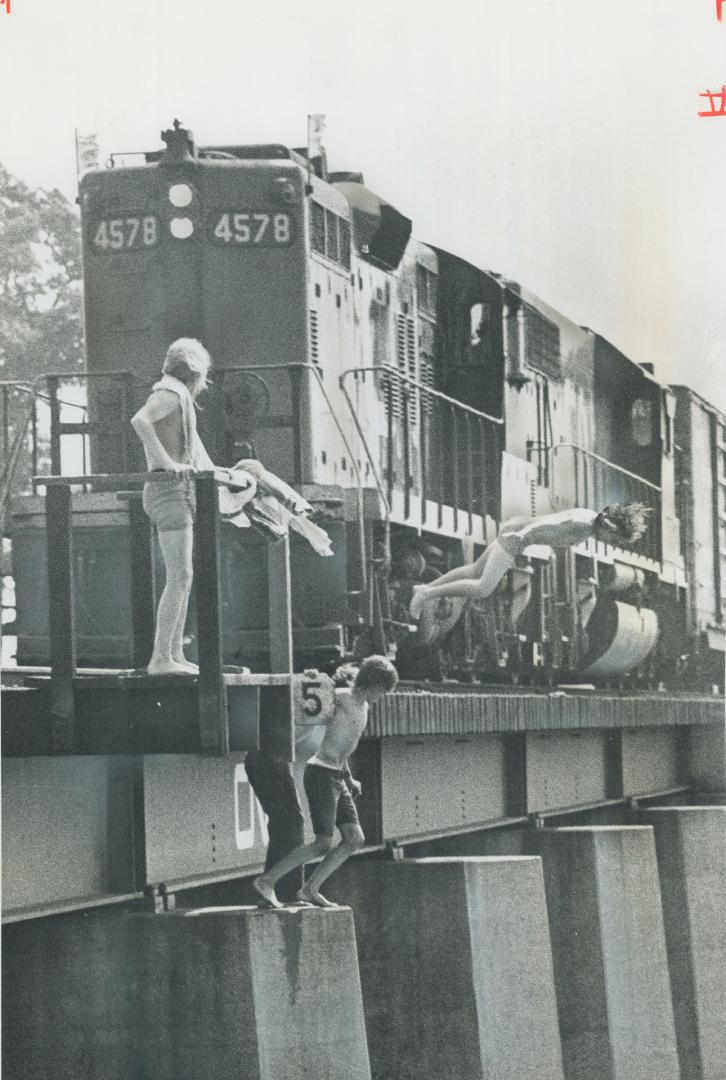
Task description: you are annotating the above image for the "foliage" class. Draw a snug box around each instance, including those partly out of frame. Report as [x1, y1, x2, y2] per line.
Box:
[0, 164, 84, 507]
[0, 163, 83, 383]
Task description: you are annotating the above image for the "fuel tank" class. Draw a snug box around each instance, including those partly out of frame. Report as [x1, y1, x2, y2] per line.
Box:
[583, 597, 659, 677]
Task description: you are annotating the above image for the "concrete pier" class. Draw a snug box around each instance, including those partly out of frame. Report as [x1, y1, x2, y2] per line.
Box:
[635, 807, 726, 1080]
[326, 857, 564, 1080]
[2, 906, 371, 1080]
[408, 824, 684, 1080]
[530, 827, 681, 1080]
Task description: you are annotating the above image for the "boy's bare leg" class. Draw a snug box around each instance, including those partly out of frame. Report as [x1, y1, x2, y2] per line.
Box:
[253, 835, 333, 908]
[170, 577, 197, 672]
[410, 547, 493, 617]
[298, 823, 364, 906]
[411, 542, 515, 614]
[148, 526, 196, 675]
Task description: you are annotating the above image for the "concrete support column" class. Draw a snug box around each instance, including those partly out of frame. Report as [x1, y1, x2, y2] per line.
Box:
[530, 826, 680, 1080]
[2, 907, 371, 1080]
[634, 806, 726, 1080]
[326, 857, 564, 1080]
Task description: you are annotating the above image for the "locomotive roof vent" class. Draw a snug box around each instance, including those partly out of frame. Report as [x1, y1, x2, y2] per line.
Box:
[160, 119, 197, 165]
[334, 181, 412, 271]
[329, 171, 365, 185]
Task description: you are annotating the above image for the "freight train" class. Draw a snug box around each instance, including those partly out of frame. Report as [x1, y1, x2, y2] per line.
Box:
[7, 120, 725, 687]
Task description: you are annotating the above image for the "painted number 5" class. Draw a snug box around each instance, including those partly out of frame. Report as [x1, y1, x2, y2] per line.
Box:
[301, 681, 323, 717]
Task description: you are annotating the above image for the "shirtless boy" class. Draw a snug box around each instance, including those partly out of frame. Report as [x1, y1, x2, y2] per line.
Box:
[409, 503, 650, 619]
[252, 655, 399, 909]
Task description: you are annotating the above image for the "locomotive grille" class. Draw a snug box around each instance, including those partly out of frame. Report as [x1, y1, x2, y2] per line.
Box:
[394, 313, 418, 422]
[524, 304, 561, 378]
[309, 309, 319, 362]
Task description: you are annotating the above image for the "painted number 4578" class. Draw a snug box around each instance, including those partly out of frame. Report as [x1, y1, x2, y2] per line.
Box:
[212, 212, 291, 245]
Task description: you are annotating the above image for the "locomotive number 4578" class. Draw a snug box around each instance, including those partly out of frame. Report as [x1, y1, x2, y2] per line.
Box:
[209, 211, 293, 246]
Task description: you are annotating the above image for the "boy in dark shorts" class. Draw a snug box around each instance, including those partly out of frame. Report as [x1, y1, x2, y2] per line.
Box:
[252, 655, 398, 909]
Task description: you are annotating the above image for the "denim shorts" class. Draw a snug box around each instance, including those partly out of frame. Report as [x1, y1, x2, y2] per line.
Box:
[142, 477, 195, 531]
[303, 763, 359, 837]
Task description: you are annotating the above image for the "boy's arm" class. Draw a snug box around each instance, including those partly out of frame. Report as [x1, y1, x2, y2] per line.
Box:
[343, 762, 362, 797]
[131, 391, 189, 472]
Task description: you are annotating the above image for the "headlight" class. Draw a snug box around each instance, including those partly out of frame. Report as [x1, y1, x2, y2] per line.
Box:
[170, 217, 194, 239]
[169, 184, 193, 207]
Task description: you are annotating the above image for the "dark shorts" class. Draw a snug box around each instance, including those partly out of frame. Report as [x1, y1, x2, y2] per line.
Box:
[303, 763, 359, 837]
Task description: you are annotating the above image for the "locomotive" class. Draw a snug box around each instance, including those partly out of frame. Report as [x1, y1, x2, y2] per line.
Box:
[9, 120, 725, 687]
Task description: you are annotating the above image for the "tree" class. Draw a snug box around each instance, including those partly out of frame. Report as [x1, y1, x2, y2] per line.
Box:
[0, 165, 84, 512]
[0, 163, 83, 382]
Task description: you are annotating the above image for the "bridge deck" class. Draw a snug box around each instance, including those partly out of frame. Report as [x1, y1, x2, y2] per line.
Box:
[2, 667, 722, 757]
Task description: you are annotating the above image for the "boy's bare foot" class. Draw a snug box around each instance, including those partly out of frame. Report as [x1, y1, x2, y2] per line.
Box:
[297, 887, 340, 909]
[146, 660, 197, 676]
[173, 659, 199, 674]
[409, 584, 428, 620]
[252, 877, 283, 909]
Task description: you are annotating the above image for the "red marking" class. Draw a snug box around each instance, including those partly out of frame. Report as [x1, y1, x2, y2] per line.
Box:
[0, 0, 11, 13]
[718, 0, 723, 21]
[698, 85, 726, 115]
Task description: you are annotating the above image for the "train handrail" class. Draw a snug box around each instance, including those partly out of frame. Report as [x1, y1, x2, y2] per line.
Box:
[341, 365, 504, 426]
[0, 386, 38, 534]
[547, 442, 662, 561]
[340, 364, 503, 558]
[547, 443, 662, 494]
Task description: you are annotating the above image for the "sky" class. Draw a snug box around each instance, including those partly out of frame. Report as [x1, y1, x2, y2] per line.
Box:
[1, 0, 725, 409]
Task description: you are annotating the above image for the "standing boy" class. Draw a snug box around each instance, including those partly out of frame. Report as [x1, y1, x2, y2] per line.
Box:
[252, 655, 399, 909]
[130, 338, 261, 674]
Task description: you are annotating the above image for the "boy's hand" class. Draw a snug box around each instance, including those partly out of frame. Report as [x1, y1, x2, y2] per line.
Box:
[235, 459, 266, 480]
[349, 778, 362, 799]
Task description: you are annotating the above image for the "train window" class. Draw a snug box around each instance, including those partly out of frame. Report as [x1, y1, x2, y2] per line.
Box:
[339, 218, 351, 269]
[325, 209, 339, 261]
[311, 202, 350, 269]
[470, 303, 491, 347]
[311, 202, 325, 254]
[631, 398, 654, 447]
[416, 265, 438, 316]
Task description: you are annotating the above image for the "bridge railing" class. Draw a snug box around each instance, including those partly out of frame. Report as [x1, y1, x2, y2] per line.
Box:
[0, 372, 144, 508]
[40, 472, 228, 753]
[340, 364, 503, 533]
[548, 442, 662, 561]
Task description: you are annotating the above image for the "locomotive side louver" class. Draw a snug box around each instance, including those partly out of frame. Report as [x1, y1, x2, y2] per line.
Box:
[309, 309, 319, 361]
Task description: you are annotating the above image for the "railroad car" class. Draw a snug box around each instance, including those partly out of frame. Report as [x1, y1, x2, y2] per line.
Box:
[671, 385, 726, 686]
[8, 120, 721, 686]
